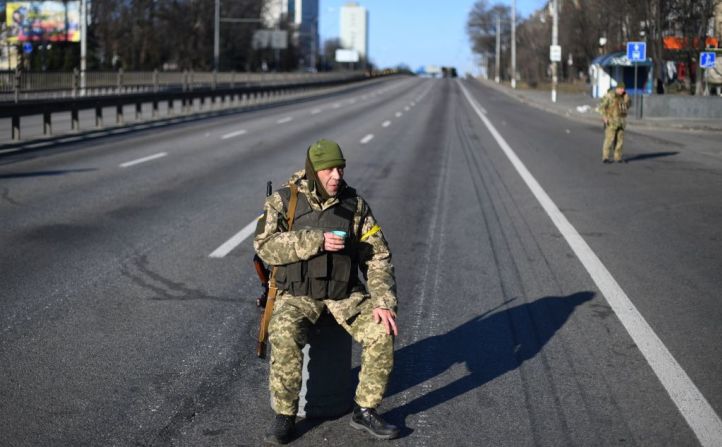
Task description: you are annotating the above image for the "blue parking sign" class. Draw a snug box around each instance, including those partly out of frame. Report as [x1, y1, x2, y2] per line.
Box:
[627, 42, 646, 62]
[22, 42, 33, 54]
[700, 52, 716, 68]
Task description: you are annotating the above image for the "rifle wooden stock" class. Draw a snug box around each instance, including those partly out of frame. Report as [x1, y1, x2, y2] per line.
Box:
[256, 279, 277, 358]
[253, 254, 269, 285]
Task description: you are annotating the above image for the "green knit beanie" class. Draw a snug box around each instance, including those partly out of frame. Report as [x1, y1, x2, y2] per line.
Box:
[307, 139, 346, 171]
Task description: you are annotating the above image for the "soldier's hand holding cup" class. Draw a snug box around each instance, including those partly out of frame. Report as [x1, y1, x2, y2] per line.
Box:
[323, 230, 346, 252]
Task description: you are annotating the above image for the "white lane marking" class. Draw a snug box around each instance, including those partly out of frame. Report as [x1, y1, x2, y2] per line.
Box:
[457, 79, 722, 447]
[310, 108, 321, 115]
[348, 99, 357, 104]
[361, 95, 368, 100]
[277, 117, 293, 124]
[404, 106, 410, 111]
[221, 129, 247, 139]
[209, 219, 258, 258]
[332, 103, 342, 109]
[411, 101, 416, 106]
[382, 120, 391, 128]
[119, 152, 167, 168]
[395, 112, 403, 117]
[360, 134, 374, 144]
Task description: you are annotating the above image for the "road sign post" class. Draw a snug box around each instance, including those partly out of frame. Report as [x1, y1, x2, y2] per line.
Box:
[700, 52, 716, 95]
[627, 42, 646, 119]
[550, 44, 561, 103]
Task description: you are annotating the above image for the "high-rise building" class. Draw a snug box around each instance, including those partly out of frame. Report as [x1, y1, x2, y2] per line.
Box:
[295, 0, 319, 69]
[340, 2, 369, 63]
[263, 0, 318, 69]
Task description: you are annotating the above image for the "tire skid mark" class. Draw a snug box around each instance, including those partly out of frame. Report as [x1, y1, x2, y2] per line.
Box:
[1, 187, 22, 206]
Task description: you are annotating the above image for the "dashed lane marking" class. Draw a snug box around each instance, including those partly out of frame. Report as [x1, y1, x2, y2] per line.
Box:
[395, 112, 403, 117]
[277, 117, 293, 124]
[209, 219, 257, 258]
[221, 129, 247, 139]
[119, 152, 167, 168]
[360, 134, 374, 144]
[382, 121, 391, 128]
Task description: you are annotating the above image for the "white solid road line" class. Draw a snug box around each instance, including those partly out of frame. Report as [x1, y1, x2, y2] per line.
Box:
[382, 121, 391, 128]
[458, 79, 722, 447]
[360, 134, 374, 144]
[277, 117, 293, 124]
[221, 129, 247, 140]
[119, 152, 167, 168]
[209, 219, 258, 258]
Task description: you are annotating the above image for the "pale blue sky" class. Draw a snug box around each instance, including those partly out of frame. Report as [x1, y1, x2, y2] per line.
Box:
[320, 0, 547, 74]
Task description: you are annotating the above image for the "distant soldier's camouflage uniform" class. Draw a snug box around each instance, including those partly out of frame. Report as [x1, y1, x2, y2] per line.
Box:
[598, 85, 631, 162]
[254, 169, 397, 416]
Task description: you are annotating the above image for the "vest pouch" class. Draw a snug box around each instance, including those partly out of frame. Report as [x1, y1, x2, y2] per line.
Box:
[308, 254, 329, 299]
[285, 261, 309, 297]
[327, 254, 352, 299]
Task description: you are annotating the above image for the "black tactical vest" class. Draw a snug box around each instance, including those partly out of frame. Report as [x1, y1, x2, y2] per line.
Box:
[275, 184, 359, 300]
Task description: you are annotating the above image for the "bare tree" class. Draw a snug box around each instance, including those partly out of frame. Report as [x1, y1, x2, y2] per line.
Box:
[667, 0, 721, 94]
[89, 0, 267, 71]
[466, 1, 512, 80]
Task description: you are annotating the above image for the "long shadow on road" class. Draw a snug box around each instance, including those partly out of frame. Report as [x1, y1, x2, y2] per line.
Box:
[624, 151, 678, 163]
[384, 291, 595, 429]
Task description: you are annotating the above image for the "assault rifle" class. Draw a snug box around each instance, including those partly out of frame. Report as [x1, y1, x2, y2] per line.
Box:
[253, 182, 273, 310]
[254, 180, 299, 358]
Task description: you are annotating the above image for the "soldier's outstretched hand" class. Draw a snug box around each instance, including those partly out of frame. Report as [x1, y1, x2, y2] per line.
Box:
[373, 308, 398, 336]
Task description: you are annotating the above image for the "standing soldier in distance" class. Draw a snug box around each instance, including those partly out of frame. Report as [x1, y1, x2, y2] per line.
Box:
[599, 81, 632, 163]
[254, 139, 399, 445]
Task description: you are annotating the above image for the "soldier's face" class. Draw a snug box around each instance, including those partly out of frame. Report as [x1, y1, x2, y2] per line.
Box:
[316, 166, 344, 196]
[616, 87, 625, 95]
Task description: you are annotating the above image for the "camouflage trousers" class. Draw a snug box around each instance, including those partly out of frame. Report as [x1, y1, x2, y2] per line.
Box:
[602, 124, 625, 161]
[268, 293, 394, 416]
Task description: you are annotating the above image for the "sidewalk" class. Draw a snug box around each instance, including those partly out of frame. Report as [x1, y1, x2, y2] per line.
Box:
[476, 78, 722, 133]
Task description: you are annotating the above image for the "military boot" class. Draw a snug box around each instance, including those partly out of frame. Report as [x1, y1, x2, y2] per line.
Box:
[264, 414, 295, 445]
[350, 405, 399, 440]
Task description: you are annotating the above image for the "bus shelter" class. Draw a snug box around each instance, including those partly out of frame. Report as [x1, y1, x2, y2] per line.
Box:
[589, 51, 653, 98]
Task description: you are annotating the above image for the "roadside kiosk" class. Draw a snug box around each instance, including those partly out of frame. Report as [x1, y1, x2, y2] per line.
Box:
[589, 51, 653, 98]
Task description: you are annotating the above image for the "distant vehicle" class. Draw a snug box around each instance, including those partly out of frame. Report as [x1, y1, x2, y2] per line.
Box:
[442, 67, 458, 78]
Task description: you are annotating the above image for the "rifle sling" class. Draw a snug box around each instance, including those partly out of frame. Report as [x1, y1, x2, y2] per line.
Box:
[258, 183, 299, 358]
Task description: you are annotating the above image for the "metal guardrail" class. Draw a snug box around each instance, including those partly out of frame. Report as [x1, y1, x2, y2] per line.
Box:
[0, 71, 395, 143]
[0, 69, 366, 103]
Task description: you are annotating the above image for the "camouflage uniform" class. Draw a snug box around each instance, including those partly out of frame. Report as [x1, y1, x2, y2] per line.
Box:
[598, 89, 631, 161]
[254, 170, 397, 416]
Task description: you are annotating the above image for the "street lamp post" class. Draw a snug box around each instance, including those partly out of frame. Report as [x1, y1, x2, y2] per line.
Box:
[214, 0, 220, 71]
[495, 15, 501, 83]
[80, 0, 87, 91]
[511, 0, 516, 88]
[551, 0, 559, 103]
[213, 0, 264, 72]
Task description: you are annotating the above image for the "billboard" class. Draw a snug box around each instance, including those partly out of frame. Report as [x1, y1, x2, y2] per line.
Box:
[6, 1, 81, 43]
[335, 49, 359, 63]
[252, 30, 288, 50]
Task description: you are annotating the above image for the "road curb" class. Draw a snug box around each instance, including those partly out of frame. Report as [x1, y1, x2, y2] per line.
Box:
[474, 78, 722, 133]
